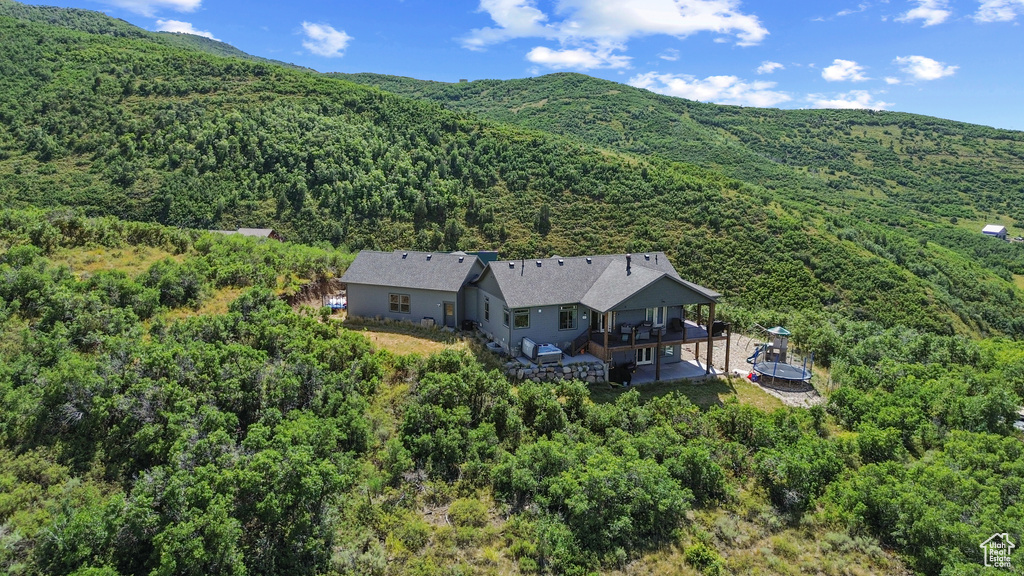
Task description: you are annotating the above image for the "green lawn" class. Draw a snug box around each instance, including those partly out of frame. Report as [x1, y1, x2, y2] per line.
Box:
[587, 376, 783, 411]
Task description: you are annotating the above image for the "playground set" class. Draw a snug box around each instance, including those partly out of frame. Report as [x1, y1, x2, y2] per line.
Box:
[746, 325, 814, 389]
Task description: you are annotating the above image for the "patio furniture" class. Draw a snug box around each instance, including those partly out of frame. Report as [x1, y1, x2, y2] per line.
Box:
[636, 321, 653, 340]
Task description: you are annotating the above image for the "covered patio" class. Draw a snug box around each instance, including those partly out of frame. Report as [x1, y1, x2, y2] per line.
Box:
[630, 358, 721, 385]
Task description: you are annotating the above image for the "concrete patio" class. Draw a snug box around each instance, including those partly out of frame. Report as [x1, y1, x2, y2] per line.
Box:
[629, 359, 721, 385]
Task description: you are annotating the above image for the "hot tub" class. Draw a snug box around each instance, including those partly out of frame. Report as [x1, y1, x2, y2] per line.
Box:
[535, 343, 563, 364]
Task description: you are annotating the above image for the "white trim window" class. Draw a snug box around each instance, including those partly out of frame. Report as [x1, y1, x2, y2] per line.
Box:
[389, 293, 411, 314]
[559, 305, 577, 331]
[646, 306, 667, 327]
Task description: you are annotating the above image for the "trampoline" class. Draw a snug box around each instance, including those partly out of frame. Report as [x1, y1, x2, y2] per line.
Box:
[748, 339, 813, 389]
[752, 360, 812, 383]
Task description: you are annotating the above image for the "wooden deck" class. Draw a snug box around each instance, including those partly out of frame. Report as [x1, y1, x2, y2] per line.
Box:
[587, 321, 727, 360]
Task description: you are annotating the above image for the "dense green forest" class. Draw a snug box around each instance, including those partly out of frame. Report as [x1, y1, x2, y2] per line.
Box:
[0, 2, 1022, 573]
[2, 1, 1024, 339]
[336, 72, 1024, 227]
[0, 209, 1021, 575]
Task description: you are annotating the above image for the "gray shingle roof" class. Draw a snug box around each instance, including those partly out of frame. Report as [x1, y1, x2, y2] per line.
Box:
[341, 250, 483, 292]
[237, 228, 276, 237]
[478, 252, 718, 310]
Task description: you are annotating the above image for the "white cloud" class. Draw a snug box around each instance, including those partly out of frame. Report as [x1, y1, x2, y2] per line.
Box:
[896, 0, 952, 26]
[301, 22, 352, 58]
[463, 0, 769, 51]
[463, 0, 550, 50]
[822, 59, 869, 81]
[894, 55, 958, 80]
[885, 76, 902, 84]
[99, 0, 201, 17]
[659, 48, 680, 61]
[974, 0, 1024, 22]
[808, 90, 892, 110]
[837, 3, 871, 17]
[526, 45, 632, 70]
[155, 19, 217, 40]
[757, 60, 784, 74]
[629, 71, 792, 107]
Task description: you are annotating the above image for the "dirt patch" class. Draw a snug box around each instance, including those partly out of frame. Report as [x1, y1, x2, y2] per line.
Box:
[287, 278, 345, 308]
[358, 329, 468, 357]
[700, 332, 826, 408]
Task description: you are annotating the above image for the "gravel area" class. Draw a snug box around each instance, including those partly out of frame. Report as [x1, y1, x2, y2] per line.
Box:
[681, 332, 825, 408]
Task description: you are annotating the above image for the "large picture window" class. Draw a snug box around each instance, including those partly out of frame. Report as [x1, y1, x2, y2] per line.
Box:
[513, 309, 530, 329]
[389, 293, 410, 314]
[559, 305, 577, 330]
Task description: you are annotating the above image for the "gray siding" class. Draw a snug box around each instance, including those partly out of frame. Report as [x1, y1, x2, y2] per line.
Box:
[474, 272, 504, 302]
[609, 343, 681, 366]
[474, 287, 514, 353]
[507, 303, 588, 354]
[347, 283, 461, 326]
[612, 276, 715, 311]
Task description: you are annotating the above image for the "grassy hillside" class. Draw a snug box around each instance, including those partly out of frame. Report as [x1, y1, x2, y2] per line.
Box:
[0, 209, 1021, 575]
[1, 1, 1024, 340]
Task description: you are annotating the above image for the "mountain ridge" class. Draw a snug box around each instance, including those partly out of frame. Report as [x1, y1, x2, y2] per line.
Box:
[1, 0, 1024, 339]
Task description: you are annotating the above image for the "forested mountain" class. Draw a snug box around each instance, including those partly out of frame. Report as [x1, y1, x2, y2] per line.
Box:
[2, 1, 1024, 339]
[337, 72, 1024, 226]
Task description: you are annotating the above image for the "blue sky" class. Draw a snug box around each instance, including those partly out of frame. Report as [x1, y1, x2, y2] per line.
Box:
[23, 0, 1024, 130]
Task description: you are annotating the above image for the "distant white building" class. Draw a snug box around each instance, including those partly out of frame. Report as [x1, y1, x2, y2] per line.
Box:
[982, 224, 1008, 240]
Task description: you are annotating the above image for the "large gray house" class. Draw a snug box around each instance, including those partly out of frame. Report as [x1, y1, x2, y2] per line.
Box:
[342, 250, 726, 380]
[342, 250, 485, 329]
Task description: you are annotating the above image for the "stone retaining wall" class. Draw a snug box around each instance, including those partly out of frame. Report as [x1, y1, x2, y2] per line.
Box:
[504, 361, 606, 384]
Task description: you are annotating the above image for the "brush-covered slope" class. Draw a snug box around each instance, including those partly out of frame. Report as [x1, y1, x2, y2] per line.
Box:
[1, 2, 1024, 336]
[1, 209, 1022, 576]
[337, 72, 1024, 224]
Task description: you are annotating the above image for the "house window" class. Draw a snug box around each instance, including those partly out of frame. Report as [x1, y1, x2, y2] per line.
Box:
[484, 297, 490, 322]
[662, 345, 675, 357]
[389, 293, 410, 314]
[503, 307, 510, 327]
[646, 306, 667, 326]
[513, 309, 530, 329]
[559, 305, 577, 330]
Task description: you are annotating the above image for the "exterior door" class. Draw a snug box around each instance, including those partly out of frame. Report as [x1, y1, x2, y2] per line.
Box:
[590, 309, 613, 332]
[636, 347, 654, 365]
[443, 302, 455, 328]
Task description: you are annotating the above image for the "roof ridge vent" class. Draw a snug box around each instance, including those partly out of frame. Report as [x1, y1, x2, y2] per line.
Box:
[558, 258, 564, 265]
[458, 256, 465, 263]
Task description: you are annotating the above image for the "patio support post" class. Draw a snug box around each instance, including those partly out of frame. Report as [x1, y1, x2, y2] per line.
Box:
[655, 328, 662, 381]
[693, 304, 702, 366]
[603, 312, 610, 362]
[724, 323, 732, 377]
[705, 302, 716, 375]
